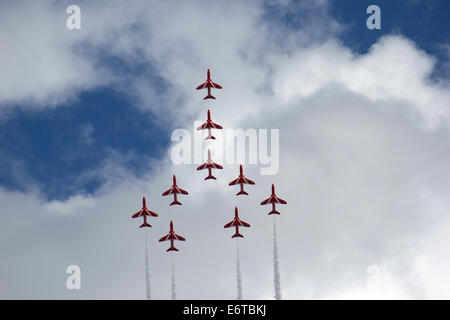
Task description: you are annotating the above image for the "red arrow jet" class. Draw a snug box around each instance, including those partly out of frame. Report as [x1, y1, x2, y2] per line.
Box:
[159, 220, 186, 252]
[131, 196, 158, 228]
[197, 109, 223, 140]
[162, 175, 188, 206]
[197, 149, 223, 180]
[229, 164, 255, 196]
[261, 184, 287, 215]
[224, 207, 250, 238]
[196, 69, 222, 100]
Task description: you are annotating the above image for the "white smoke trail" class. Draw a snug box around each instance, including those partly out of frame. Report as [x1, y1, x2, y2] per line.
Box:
[273, 219, 282, 300]
[236, 241, 242, 300]
[171, 258, 176, 300]
[145, 233, 151, 300]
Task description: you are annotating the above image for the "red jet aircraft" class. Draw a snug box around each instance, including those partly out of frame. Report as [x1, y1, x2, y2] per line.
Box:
[196, 69, 222, 100]
[197, 149, 223, 180]
[229, 165, 255, 196]
[162, 175, 188, 206]
[224, 207, 250, 238]
[159, 220, 186, 252]
[197, 109, 223, 140]
[131, 197, 158, 228]
[261, 184, 287, 215]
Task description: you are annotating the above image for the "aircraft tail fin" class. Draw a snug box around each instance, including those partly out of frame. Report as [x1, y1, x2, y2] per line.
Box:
[167, 246, 179, 252]
[232, 232, 244, 239]
[170, 200, 182, 206]
[237, 190, 248, 196]
[268, 209, 281, 215]
[204, 94, 216, 100]
[205, 174, 217, 180]
[139, 222, 152, 228]
[205, 135, 216, 140]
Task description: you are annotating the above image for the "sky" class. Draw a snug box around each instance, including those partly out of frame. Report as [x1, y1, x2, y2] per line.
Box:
[0, 0, 449, 299]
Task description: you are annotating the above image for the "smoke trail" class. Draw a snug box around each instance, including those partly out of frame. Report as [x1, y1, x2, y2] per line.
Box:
[145, 233, 151, 300]
[171, 258, 176, 300]
[273, 219, 282, 300]
[236, 241, 242, 300]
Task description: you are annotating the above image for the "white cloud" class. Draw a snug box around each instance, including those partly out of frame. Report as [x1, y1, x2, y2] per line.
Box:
[270, 36, 450, 128]
[44, 194, 95, 215]
[0, 1, 111, 109]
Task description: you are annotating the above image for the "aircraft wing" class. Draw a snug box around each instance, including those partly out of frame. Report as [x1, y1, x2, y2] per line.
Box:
[211, 81, 222, 89]
[159, 233, 171, 242]
[162, 187, 175, 196]
[198, 121, 223, 130]
[275, 196, 287, 204]
[229, 177, 240, 186]
[175, 186, 188, 195]
[210, 121, 223, 129]
[198, 162, 222, 170]
[197, 122, 208, 130]
[239, 220, 250, 228]
[132, 209, 144, 218]
[147, 209, 159, 217]
[197, 163, 208, 170]
[260, 196, 273, 205]
[243, 177, 255, 185]
[196, 81, 208, 90]
[174, 233, 186, 241]
[211, 162, 223, 169]
[224, 220, 236, 228]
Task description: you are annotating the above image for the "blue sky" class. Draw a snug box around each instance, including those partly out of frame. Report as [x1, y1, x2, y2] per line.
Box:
[0, 87, 169, 198]
[0, 46, 172, 199]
